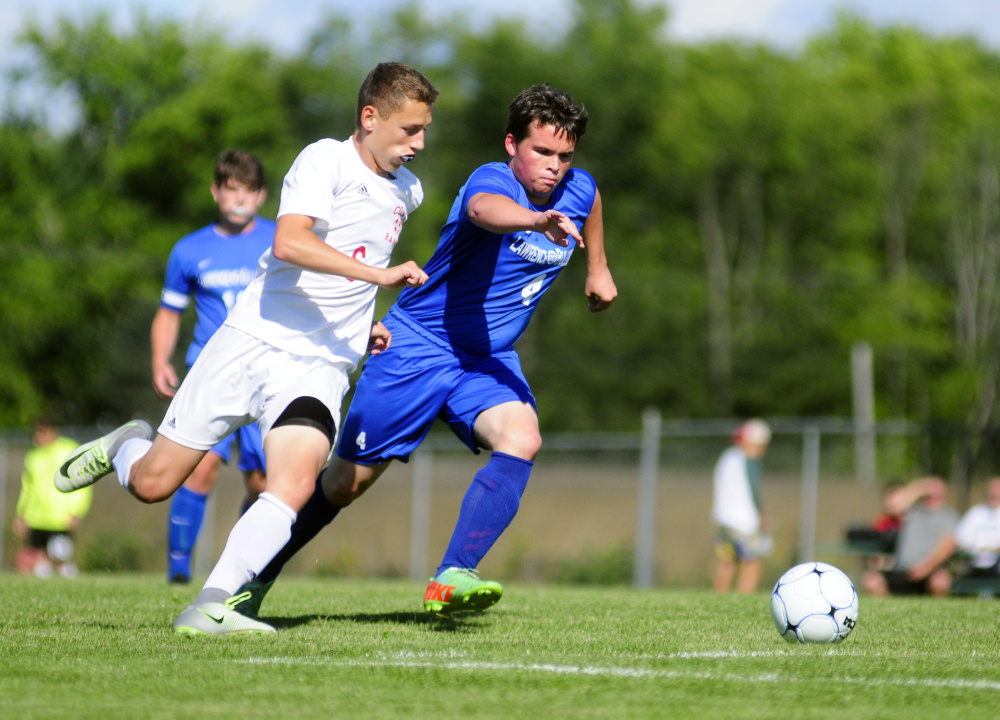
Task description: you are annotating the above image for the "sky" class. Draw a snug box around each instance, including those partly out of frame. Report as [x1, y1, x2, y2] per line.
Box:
[3, 0, 1000, 55]
[3, 0, 1000, 131]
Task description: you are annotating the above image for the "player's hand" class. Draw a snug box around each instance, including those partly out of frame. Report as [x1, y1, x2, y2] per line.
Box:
[378, 261, 428, 289]
[368, 320, 392, 355]
[584, 266, 618, 312]
[534, 210, 584, 249]
[13, 517, 27, 539]
[152, 362, 179, 400]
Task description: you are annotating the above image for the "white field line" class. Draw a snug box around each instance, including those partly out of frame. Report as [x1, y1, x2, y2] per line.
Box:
[240, 651, 1000, 692]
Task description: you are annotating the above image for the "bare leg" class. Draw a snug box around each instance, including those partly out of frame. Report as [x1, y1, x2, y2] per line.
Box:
[713, 558, 737, 593]
[735, 559, 762, 594]
[128, 435, 208, 503]
[180, 453, 223, 494]
[244, 468, 266, 505]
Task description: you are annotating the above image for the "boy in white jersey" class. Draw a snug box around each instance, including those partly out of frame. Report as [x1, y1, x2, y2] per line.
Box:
[55, 62, 437, 635]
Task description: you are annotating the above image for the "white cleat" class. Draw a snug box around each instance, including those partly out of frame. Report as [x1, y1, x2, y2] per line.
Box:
[173, 602, 277, 637]
[55, 420, 152, 492]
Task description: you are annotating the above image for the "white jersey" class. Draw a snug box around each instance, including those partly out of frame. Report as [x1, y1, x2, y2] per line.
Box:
[955, 503, 1000, 568]
[711, 446, 760, 535]
[225, 138, 422, 367]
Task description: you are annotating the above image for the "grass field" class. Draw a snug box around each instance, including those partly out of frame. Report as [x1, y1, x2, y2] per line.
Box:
[1, 574, 998, 719]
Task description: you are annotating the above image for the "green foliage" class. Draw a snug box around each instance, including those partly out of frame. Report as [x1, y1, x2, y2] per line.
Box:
[310, 548, 364, 578]
[79, 529, 151, 572]
[547, 542, 634, 585]
[5, 3, 1000, 475]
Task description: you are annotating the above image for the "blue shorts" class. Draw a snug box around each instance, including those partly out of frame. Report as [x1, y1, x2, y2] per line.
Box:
[336, 310, 535, 464]
[208, 423, 266, 474]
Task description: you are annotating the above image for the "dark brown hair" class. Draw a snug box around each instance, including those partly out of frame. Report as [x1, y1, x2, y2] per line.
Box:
[213, 149, 266, 190]
[505, 83, 588, 144]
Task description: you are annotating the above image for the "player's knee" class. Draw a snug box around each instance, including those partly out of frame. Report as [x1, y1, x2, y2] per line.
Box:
[129, 466, 178, 504]
[323, 460, 380, 506]
[488, 424, 542, 460]
[244, 470, 266, 499]
[325, 470, 365, 506]
[501, 427, 542, 460]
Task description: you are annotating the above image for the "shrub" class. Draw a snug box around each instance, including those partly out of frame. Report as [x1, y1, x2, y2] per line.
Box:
[80, 530, 150, 573]
[547, 543, 634, 585]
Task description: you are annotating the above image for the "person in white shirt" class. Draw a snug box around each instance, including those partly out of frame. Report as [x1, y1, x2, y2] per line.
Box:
[711, 419, 772, 593]
[955, 477, 1000, 576]
[55, 62, 438, 635]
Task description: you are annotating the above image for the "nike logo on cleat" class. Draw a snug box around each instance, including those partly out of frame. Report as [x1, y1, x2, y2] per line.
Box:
[424, 582, 455, 603]
[59, 451, 87, 477]
[200, 609, 225, 624]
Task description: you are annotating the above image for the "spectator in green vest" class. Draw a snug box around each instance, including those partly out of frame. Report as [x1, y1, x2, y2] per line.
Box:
[14, 419, 90, 578]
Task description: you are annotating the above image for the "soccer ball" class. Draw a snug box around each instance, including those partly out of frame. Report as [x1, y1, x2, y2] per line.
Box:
[770, 562, 859, 643]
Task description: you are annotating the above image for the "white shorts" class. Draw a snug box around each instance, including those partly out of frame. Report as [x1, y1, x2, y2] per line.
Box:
[158, 325, 351, 452]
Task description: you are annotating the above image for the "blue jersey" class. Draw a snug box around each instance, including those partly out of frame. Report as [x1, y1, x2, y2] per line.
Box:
[160, 218, 275, 366]
[395, 162, 596, 356]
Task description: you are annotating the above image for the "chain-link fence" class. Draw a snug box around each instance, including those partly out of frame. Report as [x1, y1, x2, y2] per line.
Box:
[0, 415, 967, 587]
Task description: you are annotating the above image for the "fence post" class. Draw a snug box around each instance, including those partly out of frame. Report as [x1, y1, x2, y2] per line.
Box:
[0, 440, 7, 570]
[409, 446, 433, 582]
[633, 408, 661, 589]
[798, 426, 821, 563]
[851, 342, 876, 485]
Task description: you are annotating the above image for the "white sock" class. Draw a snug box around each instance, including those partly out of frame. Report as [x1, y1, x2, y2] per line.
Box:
[202, 492, 297, 596]
[112, 438, 152, 489]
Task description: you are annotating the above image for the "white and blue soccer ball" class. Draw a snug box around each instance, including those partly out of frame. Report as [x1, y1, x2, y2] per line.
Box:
[770, 562, 859, 643]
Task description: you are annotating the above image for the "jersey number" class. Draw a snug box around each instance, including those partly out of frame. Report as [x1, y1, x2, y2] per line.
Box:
[521, 276, 545, 306]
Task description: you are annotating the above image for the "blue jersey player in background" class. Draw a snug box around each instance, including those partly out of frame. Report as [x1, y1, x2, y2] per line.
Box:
[232, 83, 617, 619]
[152, 149, 273, 584]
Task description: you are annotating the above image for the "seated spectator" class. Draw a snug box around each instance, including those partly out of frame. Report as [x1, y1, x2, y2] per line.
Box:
[954, 477, 1000, 578]
[846, 481, 903, 561]
[871, 481, 904, 536]
[861, 476, 958, 597]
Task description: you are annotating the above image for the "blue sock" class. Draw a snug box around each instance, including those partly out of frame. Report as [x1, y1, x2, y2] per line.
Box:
[167, 486, 208, 580]
[437, 452, 533, 575]
[256, 473, 341, 584]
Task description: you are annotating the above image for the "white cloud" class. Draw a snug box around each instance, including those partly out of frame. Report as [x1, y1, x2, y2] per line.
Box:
[665, 0, 1000, 47]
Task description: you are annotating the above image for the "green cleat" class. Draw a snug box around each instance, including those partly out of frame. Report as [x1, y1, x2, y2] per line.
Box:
[228, 579, 276, 619]
[55, 420, 153, 493]
[172, 596, 276, 637]
[423, 567, 503, 617]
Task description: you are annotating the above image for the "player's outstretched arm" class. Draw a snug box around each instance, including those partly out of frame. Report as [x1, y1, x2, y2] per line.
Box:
[273, 214, 427, 288]
[150, 307, 182, 399]
[466, 192, 584, 248]
[581, 189, 617, 312]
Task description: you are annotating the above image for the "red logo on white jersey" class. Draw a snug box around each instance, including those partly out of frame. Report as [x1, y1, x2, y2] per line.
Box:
[385, 206, 405, 245]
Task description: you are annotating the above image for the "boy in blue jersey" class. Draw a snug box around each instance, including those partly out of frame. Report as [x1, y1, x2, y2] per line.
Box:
[232, 83, 618, 618]
[153, 149, 272, 584]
